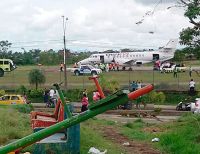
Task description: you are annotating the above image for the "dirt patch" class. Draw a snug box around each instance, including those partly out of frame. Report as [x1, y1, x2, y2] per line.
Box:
[143, 127, 163, 133]
[101, 126, 160, 154]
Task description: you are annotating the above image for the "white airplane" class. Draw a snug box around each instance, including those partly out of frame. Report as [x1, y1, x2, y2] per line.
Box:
[78, 39, 178, 67]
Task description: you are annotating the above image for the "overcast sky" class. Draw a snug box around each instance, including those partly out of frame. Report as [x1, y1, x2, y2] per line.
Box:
[0, 0, 192, 52]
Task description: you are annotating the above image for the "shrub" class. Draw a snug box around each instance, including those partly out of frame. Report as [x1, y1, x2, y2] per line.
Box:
[64, 89, 82, 102]
[0, 90, 5, 96]
[28, 89, 43, 98]
[98, 74, 120, 94]
[144, 91, 166, 104]
[16, 85, 27, 95]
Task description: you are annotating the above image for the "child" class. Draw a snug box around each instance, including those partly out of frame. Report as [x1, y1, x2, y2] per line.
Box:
[81, 94, 89, 112]
[93, 91, 101, 102]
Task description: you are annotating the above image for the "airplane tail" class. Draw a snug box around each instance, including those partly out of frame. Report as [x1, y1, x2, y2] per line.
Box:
[163, 39, 178, 50]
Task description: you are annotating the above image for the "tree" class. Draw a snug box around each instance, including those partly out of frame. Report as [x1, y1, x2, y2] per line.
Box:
[178, 0, 200, 49]
[0, 40, 12, 58]
[28, 69, 46, 89]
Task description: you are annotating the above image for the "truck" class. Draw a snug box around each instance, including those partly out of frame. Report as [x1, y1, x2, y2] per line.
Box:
[0, 59, 16, 77]
[160, 63, 187, 73]
[70, 64, 102, 76]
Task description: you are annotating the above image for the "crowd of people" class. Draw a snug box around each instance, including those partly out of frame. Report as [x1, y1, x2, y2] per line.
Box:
[130, 80, 146, 109]
[94, 62, 120, 72]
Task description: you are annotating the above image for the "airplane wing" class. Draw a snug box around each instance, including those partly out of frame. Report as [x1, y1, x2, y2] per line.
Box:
[123, 60, 136, 65]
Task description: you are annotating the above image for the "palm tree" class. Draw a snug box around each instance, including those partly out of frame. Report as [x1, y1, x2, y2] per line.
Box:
[28, 69, 46, 89]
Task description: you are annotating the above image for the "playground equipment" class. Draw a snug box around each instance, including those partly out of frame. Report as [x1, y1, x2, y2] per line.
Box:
[0, 80, 153, 154]
[89, 76, 105, 99]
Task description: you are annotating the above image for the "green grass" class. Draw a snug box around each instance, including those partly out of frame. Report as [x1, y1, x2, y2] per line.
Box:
[0, 107, 125, 153]
[157, 114, 200, 154]
[80, 120, 125, 154]
[0, 65, 199, 91]
[118, 114, 200, 154]
[0, 107, 32, 145]
[120, 119, 152, 141]
[1, 105, 200, 154]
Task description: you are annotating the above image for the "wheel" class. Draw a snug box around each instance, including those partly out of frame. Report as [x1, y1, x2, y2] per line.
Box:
[74, 70, 80, 76]
[0, 69, 4, 77]
[91, 71, 97, 76]
[176, 106, 181, 111]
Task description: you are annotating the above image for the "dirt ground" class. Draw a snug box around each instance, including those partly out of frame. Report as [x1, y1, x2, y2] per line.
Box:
[100, 126, 160, 154]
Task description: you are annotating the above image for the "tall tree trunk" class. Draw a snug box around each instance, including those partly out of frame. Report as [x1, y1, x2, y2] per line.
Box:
[36, 82, 38, 90]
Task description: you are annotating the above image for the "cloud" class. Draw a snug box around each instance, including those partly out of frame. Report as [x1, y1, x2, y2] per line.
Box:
[0, 0, 193, 51]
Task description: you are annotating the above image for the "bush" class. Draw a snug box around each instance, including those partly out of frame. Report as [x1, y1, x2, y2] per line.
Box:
[16, 85, 27, 95]
[144, 91, 166, 104]
[64, 89, 82, 102]
[0, 90, 5, 96]
[28, 89, 43, 98]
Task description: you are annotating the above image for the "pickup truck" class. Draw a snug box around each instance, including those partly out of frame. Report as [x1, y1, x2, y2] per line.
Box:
[70, 65, 102, 76]
[160, 64, 187, 73]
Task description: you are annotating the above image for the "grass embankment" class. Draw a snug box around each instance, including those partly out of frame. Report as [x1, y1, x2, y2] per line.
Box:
[0, 107, 124, 153]
[1, 105, 200, 154]
[81, 120, 125, 154]
[89, 114, 200, 154]
[0, 107, 32, 145]
[118, 113, 200, 154]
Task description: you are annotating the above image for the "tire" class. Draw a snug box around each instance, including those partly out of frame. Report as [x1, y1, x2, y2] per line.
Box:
[0, 68, 4, 77]
[91, 71, 97, 76]
[176, 106, 179, 111]
[74, 70, 80, 76]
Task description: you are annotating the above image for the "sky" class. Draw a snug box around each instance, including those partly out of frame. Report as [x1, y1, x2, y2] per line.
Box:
[0, 0, 192, 52]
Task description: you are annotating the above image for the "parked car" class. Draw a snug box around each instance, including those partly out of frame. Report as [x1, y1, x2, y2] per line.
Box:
[71, 64, 102, 76]
[0, 95, 27, 105]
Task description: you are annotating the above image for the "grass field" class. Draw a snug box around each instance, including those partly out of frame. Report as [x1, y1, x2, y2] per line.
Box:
[1, 105, 200, 154]
[0, 65, 199, 91]
[0, 107, 125, 153]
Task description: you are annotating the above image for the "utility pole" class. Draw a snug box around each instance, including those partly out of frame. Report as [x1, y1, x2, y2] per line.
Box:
[62, 16, 68, 90]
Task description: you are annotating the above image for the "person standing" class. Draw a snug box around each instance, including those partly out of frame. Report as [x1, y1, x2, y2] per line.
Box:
[81, 94, 89, 112]
[105, 63, 109, 72]
[173, 68, 177, 78]
[49, 88, 55, 99]
[60, 62, 64, 72]
[44, 88, 49, 107]
[137, 81, 142, 89]
[189, 79, 195, 95]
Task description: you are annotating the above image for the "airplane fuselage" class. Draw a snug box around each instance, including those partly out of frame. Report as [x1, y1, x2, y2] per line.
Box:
[79, 50, 174, 66]
[78, 39, 178, 66]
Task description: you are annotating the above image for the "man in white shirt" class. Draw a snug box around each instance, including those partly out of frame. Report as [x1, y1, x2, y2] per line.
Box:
[189, 79, 195, 95]
[49, 88, 55, 99]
